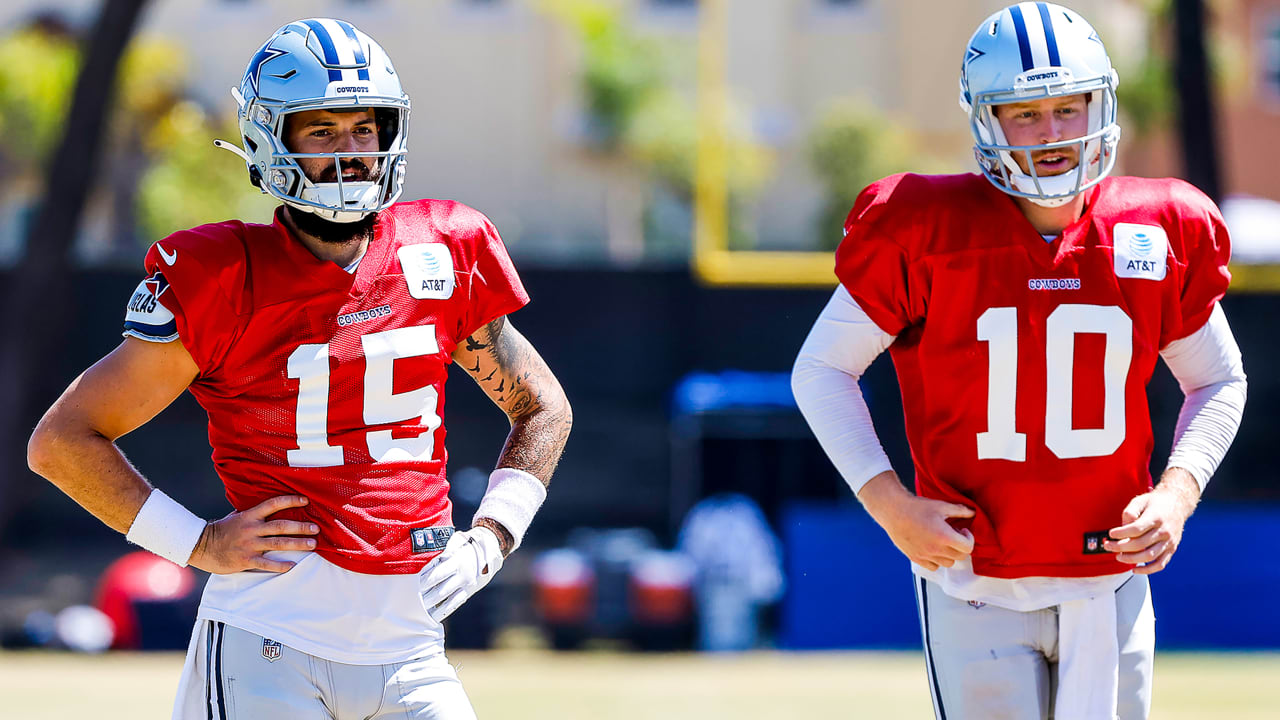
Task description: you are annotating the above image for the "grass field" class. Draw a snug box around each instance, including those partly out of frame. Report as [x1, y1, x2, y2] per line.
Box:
[2, 648, 1277, 718]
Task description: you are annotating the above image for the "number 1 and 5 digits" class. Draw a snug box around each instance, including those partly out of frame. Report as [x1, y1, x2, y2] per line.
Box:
[280, 308, 1133, 467]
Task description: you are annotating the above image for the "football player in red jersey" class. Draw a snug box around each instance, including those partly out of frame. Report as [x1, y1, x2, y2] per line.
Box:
[28, 18, 570, 719]
[792, 4, 1245, 719]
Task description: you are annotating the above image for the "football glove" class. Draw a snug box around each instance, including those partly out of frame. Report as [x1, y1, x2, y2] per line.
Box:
[418, 526, 504, 624]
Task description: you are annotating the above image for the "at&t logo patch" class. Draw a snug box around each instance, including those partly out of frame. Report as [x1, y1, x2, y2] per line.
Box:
[398, 244, 455, 300]
[1112, 223, 1168, 281]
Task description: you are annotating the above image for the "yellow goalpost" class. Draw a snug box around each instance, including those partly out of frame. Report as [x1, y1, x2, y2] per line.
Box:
[692, 0, 837, 289]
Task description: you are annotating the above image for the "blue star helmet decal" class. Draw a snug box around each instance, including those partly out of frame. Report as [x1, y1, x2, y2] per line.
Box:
[245, 44, 286, 95]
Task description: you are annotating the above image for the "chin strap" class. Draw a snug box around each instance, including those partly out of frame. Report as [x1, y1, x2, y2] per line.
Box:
[1011, 173, 1079, 207]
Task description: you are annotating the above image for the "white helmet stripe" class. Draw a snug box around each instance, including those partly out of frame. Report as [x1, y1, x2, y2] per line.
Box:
[1035, 2, 1063, 66]
[1018, 2, 1053, 69]
[317, 19, 357, 66]
[298, 19, 344, 83]
[316, 18, 359, 84]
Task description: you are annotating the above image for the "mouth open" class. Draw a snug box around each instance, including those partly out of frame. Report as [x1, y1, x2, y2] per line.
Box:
[322, 160, 373, 184]
[1032, 152, 1076, 175]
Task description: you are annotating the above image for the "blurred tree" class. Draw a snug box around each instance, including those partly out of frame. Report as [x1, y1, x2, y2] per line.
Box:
[98, 34, 191, 261]
[541, 0, 771, 260]
[1119, 0, 1177, 139]
[99, 34, 274, 259]
[0, 17, 273, 264]
[0, 18, 79, 179]
[137, 103, 277, 240]
[544, 0, 664, 152]
[0, 0, 149, 541]
[625, 82, 770, 253]
[806, 102, 929, 251]
[1116, 0, 1243, 193]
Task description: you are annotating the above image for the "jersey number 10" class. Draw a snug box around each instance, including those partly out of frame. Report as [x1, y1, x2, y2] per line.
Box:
[285, 325, 443, 467]
[976, 304, 1132, 461]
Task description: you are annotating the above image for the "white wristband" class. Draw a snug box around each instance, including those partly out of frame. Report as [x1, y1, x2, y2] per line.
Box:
[472, 467, 547, 551]
[125, 489, 207, 567]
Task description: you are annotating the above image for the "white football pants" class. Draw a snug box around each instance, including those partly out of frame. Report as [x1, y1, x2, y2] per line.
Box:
[915, 574, 1154, 720]
[172, 620, 477, 720]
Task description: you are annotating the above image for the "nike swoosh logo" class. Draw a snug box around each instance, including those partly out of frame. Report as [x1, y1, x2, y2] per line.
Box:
[156, 243, 177, 266]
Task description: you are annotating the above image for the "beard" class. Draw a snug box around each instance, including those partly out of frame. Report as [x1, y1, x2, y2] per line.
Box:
[291, 158, 384, 244]
[289, 205, 378, 245]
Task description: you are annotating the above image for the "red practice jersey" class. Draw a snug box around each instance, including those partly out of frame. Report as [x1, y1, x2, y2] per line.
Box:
[124, 200, 528, 575]
[835, 173, 1231, 579]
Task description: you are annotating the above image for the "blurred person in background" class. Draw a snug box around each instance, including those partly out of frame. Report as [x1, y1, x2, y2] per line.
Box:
[792, 3, 1245, 719]
[27, 18, 570, 719]
[677, 493, 784, 652]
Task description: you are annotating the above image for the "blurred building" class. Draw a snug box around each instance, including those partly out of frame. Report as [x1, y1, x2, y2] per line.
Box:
[1222, 0, 1280, 200]
[0, 0, 1274, 264]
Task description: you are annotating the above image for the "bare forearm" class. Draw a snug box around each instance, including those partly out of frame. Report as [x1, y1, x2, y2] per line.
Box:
[856, 470, 912, 524]
[455, 316, 572, 485]
[497, 400, 572, 486]
[470, 406, 570, 558]
[454, 316, 571, 555]
[1155, 466, 1201, 519]
[27, 339, 200, 535]
[854, 469, 977, 571]
[27, 420, 153, 534]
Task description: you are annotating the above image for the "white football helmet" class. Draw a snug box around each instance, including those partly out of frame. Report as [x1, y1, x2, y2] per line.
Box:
[959, 3, 1120, 207]
[216, 18, 410, 223]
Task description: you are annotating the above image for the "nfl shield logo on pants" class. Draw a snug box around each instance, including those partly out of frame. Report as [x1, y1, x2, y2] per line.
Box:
[262, 638, 282, 662]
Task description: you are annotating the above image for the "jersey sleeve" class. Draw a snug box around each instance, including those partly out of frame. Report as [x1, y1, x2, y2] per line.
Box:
[833, 177, 924, 336]
[455, 214, 530, 343]
[128, 231, 244, 375]
[122, 271, 179, 343]
[1169, 184, 1232, 344]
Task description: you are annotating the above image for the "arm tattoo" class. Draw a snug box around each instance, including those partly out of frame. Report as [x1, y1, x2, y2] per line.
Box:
[458, 316, 571, 486]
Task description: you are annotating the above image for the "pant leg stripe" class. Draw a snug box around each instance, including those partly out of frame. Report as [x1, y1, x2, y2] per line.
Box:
[204, 622, 215, 720]
[213, 622, 228, 720]
[917, 577, 948, 720]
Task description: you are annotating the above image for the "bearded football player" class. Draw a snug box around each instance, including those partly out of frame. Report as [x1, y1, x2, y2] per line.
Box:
[28, 18, 570, 719]
[792, 4, 1245, 718]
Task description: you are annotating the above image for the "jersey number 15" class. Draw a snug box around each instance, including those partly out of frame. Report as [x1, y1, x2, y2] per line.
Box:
[285, 326, 442, 467]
